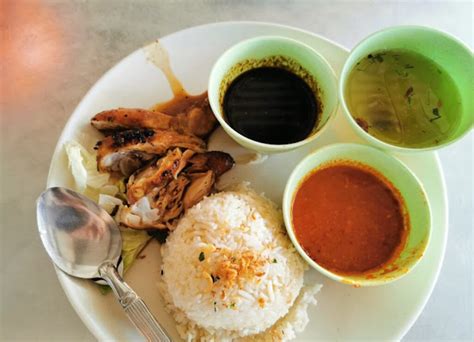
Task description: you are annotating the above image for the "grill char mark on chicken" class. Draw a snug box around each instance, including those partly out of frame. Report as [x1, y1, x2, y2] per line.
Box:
[96, 128, 206, 175]
[127, 148, 195, 204]
[186, 151, 235, 177]
[91, 105, 217, 138]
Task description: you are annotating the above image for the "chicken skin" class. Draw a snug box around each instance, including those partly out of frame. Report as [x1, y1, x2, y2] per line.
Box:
[95, 128, 205, 175]
[91, 106, 216, 138]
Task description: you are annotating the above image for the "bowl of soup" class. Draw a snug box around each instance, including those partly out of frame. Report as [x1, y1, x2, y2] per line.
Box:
[283, 143, 431, 286]
[339, 26, 473, 152]
[208, 36, 338, 153]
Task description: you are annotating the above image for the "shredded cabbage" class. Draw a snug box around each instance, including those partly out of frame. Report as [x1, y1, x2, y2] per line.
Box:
[64, 140, 110, 193]
[98, 194, 123, 214]
[131, 197, 160, 224]
[100, 184, 119, 196]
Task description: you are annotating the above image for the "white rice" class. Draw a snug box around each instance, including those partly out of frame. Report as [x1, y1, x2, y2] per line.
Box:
[159, 183, 321, 341]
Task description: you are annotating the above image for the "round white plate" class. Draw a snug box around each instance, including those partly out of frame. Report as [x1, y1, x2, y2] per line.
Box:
[47, 22, 448, 341]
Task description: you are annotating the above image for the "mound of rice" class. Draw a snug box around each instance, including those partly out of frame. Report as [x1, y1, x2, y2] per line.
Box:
[159, 184, 321, 341]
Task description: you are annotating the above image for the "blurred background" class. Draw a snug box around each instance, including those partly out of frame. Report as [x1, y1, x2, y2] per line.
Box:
[0, 0, 472, 340]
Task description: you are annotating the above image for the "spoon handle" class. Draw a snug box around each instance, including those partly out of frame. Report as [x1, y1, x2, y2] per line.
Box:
[99, 262, 171, 342]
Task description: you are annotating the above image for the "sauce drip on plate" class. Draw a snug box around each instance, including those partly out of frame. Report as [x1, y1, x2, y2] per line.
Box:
[292, 162, 408, 275]
[145, 40, 213, 130]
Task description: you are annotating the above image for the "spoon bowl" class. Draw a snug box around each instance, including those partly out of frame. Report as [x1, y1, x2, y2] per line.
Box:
[36, 187, 171, 342]
[37, 187, 122, 279]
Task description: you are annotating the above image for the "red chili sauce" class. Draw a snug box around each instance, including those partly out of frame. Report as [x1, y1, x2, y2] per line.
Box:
[292, 162, 408, 275]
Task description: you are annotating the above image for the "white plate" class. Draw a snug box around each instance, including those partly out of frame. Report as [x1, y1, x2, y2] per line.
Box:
[47, 22, 448, 341]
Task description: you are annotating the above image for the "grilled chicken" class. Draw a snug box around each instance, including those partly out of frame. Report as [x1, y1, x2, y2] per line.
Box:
[118, 175, 190, 230]
[91, 105, 216, 138]
[153, 175, 189, 221]
[184, 105, 217, 138]
[183, 170, 215, 209]
[186, 151, 235, 177]
[127, 148, 195, 204]
[96, 128, 205, 175]
[90, 96, 233, 232]
[118, 150, 234, 231]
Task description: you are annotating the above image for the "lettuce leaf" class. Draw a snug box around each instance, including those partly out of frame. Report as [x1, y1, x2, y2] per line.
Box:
[120, 227, 152, 273]
[64, 140, 110, 194]
[97, 228, 152, 295]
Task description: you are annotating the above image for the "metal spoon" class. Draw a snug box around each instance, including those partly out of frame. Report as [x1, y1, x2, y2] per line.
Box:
[36, 187, 171, 342]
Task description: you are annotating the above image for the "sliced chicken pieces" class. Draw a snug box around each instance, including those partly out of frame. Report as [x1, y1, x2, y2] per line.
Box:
[186, 151, 235, 177]
[174, 149, 196, 176]
[153, 175, 189, 222]
[90, 105, 216, 138]
[182, 170, 215, 209]
[118, 175, 190, 230]
[119, 151, 232, 230]
[96, 128, 205, 175]
[127, 148, 195, 204]
[126, 161, 163, 203]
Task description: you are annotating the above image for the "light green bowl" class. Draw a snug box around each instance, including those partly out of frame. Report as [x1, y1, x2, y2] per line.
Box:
[208, 36, 338, 153]
[339, 25, 474, 153]
[283, 143, 431, 287]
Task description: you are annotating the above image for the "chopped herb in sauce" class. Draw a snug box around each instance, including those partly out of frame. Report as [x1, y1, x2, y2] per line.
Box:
[430, 107, 441, 122]
[368, 53, 385, 63]
[405, 86, 414, 104]
[198, 252, 205, 262]
[355, 118, 369, 132]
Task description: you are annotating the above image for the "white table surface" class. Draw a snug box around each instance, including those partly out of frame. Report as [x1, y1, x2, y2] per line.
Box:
[0, 1, 472, 341]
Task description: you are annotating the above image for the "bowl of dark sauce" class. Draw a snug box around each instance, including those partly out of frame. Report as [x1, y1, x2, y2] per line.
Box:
[209, 36, 338, 153]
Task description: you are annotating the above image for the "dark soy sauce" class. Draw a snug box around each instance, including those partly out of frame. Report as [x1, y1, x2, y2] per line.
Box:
[223, 67, 319, 144]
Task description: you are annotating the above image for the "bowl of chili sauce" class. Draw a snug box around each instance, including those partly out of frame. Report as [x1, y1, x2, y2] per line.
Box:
[283, 143, 431, 286]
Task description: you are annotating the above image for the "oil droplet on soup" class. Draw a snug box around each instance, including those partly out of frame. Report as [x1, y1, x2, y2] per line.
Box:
[345, 50, 462, 148]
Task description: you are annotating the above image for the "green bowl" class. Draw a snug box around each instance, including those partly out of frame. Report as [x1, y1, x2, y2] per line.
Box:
[283, 143, 431, 286]
[208, 36, 338, 153]
[339, 25, 473, 153]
